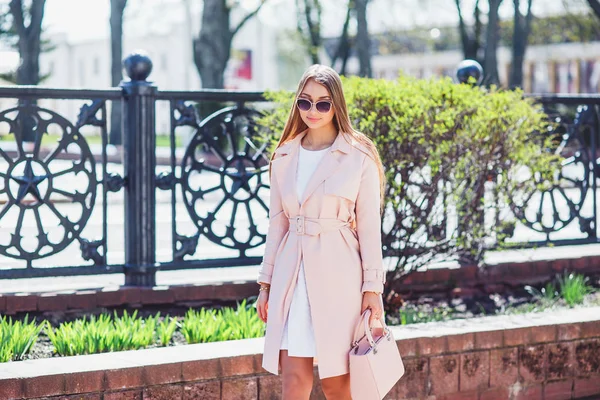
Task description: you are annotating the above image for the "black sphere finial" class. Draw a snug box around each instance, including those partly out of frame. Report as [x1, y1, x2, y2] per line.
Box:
[123, 51, 153, 82]
[456, 59, 483, 86]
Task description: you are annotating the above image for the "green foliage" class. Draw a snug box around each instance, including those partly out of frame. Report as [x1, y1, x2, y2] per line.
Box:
[181, 300, 264, 344]
[557, 271, 594, 307]
[46, 310, 159, 357]
[157, 317, 178, 346]
[397, 305, 454, 325]
[258, 75, 560, 279]
[0, 315, 41, 362]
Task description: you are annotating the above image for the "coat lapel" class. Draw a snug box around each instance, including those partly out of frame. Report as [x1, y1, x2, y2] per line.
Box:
[271, 129, 355, 211]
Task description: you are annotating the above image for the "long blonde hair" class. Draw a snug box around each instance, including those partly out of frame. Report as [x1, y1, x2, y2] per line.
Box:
[270, 64, 386, 214]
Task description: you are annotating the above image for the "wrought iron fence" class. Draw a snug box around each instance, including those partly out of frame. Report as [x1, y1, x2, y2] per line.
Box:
[1, 52, 600, 285]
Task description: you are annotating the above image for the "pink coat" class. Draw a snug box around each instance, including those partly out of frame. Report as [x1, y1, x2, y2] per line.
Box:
[257, 129, 386, 379]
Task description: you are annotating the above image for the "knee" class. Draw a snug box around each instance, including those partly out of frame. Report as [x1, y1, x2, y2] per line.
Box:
[321, 375, 351, 400]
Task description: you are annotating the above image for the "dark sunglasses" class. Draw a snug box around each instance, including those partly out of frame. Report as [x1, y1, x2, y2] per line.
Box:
[296, 98, 332, 114]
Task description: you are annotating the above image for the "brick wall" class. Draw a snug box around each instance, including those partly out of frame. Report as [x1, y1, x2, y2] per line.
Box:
[1, 307, 598, 400]
[2, 255, 599, 315]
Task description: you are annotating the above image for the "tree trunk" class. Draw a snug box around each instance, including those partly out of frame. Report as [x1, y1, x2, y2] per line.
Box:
[297, 0, 322, 64]
[509, 0, 533, 89]
[455, 0, 482, 61]
[193, 0, 264, 89]
[354, 0, 371, 77]
[483, 0, 502, 86]
[110, 0, 127, 146]
[9, 0, 45, 143]
[331, 4, 352, 74]
[587, 0, 600, 19]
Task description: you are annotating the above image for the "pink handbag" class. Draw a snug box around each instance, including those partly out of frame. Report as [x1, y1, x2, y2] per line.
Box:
[349, 309, 405, 400]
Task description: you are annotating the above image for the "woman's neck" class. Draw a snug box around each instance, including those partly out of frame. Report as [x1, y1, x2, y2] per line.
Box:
[303, 125, 337, 150]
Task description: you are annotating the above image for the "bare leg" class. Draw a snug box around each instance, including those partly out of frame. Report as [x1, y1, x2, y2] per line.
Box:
[321, 373, 351, 400]
[280, 350, 314, 399]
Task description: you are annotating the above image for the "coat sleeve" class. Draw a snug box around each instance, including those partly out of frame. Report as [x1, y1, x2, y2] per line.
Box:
[355, 154, 386, 294]
[257, 166, 289, 285]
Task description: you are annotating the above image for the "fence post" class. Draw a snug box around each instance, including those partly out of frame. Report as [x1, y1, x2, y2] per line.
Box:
[120, 51, 157, 286]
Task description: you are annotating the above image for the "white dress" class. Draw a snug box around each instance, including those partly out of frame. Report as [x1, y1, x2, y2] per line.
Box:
[280, 144, 331, 357]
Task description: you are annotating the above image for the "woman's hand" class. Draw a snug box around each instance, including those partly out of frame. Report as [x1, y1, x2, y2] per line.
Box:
[257, 289, 270, 323]
[361, 291, 383, 327]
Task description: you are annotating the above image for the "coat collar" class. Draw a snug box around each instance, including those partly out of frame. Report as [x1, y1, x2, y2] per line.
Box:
[271, 129, 354, 212]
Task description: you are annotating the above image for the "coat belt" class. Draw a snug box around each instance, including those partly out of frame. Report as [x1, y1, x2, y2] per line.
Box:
[288, 216, 350, 236]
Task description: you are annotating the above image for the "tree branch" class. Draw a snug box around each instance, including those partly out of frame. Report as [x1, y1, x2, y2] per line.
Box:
[231, 0, 266, 37]
[28, 0, 46, 40]
[587, 0, 600, 19]
[8, 0, 25, 38]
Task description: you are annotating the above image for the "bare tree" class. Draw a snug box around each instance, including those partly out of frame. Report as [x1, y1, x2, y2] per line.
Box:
[9, 0, 46, 86]
[193, 0, 265, 88]
[355, 0, 371, 77]
[509, 0, 534, 88]
[110, 0, 127, 146]
[455, 0, 483, 61]
[587, 0, 600, 17]
[296, 0, 322, 64]
[483, 0, 503, 85]
[330, 4, 352, 75]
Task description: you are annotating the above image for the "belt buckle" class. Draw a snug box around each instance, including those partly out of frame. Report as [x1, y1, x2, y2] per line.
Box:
[296, 216, 305, 235]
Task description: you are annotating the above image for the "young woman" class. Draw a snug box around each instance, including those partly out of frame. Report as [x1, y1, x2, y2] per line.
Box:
[256, 64, 386, 399]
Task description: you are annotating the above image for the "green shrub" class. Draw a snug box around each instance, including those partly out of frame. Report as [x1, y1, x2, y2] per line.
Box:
[557, 272, 594, 307]
[258, 75, 560, 286]
[0, 315, 42, 362]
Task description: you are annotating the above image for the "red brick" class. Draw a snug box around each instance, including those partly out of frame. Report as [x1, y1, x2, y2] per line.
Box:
[65, 370, 104, 394]
[104, 389, 143, 400]
[182, 359, 221, 381]
[215, 282, 258, 301]
[504, 327, 532, 347]
[490, 348, 518, 387]
[550, 259, 570, 273]
[183, 381, 220, 400]
[438, 390, 478, 400]
[447, 333, 475, 353]
[529, 325, 557, 344]
[258, 375, 281, 400]
[475, 330, 503, 349]
[60, 394, 102, 400]
[459, 351, 489, 392]
[573, 377, 600, 398]
[37, 292, 68, 312]
[574, 339, 600, 376]
[221, 377, 258, 400]
[23, 375, 65, 398]
[397, 338, 418, 357]
[396, 357, 427, 399]
[533, 261, 553, 276]
[143, 384, 183, 399]
[418, 336, 447, 356]
[479, 386, 510, 400]
[547, 342, 575, 380]
[483, 283, 505, 294]
[544, 379, 574, 400]
[428, 355, 459, 395]
[140, 287, 175, 305]
[220, 354, 259, 377]
[183, 285, 217, 301]
[514, 384, 543, 400]
[0, 378, 23, 399]
[68, 290, 98, 310]
[580, 320, 600, 338]
[0, 294, 7, 312]
[143, 363, 181, 385]
[456, 265, 478, 281]
[571, 256, 590, 271]
[557, 323, 581, 341]
[97, 287, 141, 307]
[6, 293, 37, 313]
[519, 345, 546, 383]
[105, 367, 143, 390]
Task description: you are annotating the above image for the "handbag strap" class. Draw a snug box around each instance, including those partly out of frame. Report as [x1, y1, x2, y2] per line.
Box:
[352, 309, 389, 346]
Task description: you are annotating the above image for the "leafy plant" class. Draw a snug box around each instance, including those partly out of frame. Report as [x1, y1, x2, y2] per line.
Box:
[157, 316, 178, 346]
[397, 305, 455, 325]
[0, 315, 42, 362]
[524, 281, 558, 307]
[557, 272, 593, 307]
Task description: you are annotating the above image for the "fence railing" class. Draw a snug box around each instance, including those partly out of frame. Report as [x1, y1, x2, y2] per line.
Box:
[1, 52, 600, 285]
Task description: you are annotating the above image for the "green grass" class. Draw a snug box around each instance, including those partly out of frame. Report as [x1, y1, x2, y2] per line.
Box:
[0, 315, 42, 362]
[556, 271, 594, 307]
[396, 304, 455, 325]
